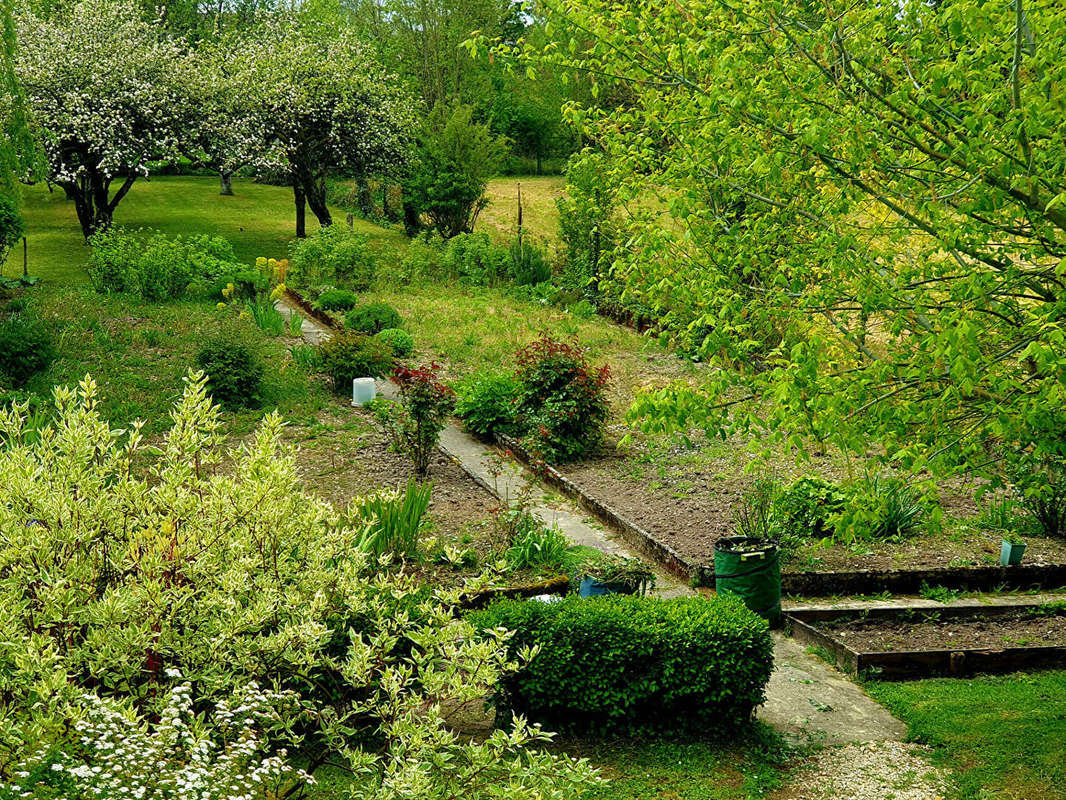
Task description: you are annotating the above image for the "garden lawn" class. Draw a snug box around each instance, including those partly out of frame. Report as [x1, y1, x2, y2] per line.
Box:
[477, 176, 564, 247]
[866, 671, 1066, 800]
[16, 176, 408, 284]
[20, 283, 324, 436]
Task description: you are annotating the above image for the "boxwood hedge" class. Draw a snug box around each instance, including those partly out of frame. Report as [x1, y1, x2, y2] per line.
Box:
[471, 593, 773, 734]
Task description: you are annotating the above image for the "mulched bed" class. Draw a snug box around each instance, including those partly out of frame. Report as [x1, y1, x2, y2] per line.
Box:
[818, 609, 1066, 652]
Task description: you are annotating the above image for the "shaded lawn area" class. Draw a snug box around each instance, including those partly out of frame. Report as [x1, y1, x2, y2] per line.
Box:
[866, 671, 1066, 800]
[15, 176, 408, 284]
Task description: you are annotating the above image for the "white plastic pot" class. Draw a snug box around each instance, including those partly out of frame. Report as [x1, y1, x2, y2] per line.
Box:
[352, 377, 376, 406]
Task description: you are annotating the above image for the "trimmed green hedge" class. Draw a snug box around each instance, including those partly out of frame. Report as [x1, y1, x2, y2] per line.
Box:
[471, 594, 773, 734]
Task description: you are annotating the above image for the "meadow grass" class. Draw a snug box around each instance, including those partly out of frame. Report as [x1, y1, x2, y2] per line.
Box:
[867, 671, 1066, 800]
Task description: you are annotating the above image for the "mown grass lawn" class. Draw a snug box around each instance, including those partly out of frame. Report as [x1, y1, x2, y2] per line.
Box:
[866, 671, 1066, 800]
[15, 176, 408, 284]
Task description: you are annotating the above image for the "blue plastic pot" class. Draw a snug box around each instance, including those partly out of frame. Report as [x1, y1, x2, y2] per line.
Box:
[1000, 539, 1026, 566]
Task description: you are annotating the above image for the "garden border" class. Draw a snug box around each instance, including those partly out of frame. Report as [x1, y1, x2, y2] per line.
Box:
[784, 604, 1066, 679]
[282, 286, 1066, 598]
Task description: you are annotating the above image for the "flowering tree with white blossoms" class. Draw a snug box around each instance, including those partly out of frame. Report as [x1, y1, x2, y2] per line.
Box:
[15, 0, 196, 238]
[0, 373, 599, 798]
[233, 19, 417, 236]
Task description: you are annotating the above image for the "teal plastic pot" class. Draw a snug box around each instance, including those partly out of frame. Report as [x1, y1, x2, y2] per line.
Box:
[714, 536, 781, 625]
[1000, 539, 1026, 566]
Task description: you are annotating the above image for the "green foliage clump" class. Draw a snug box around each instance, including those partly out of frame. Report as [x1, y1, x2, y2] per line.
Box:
[775, 475, 847, 538]
[442, 232, 510, 285]
[288, 227, 376, 291]
[314, 288, 361, 311]
[0, 194, 24, 266]
[471, 594, 773, 734]
[349, 478, 432, 560]
[840, 474, 931, 542]
[1010, 454, 1066, 540]
[455, 373, 521, 439]
[346, 301, 402, 334]
[504, 518, 575, 571]
[374, 327, 414, 358]
[556, 150, 616, 294]
[404, 105, 508, 238]
[508, 234, 552, 286]
[87, 228, 244, 300]
[0, 313, 55, 388]
[317, 330, 395, 391]
[513, 335, 610, 463]
[195, 330, 264, 410]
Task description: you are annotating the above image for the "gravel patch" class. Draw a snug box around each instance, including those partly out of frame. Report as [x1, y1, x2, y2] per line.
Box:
[782, 741, 948, 800]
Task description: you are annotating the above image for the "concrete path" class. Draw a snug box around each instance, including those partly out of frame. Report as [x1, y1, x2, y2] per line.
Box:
[276, 295, 906, 745]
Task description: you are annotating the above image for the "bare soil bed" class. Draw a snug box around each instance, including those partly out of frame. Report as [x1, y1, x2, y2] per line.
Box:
[821, 609, 1066, 652]
[557, 438, 1066, 573]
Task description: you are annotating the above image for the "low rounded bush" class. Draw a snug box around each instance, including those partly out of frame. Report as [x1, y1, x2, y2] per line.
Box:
[317, 331, 395, 392]
[195, 331, 264, 410]
[0, 314, 56, 388]
[288, 227, 376, 291]
[471, 594, 773, 734]
[315, 288, 361, 312]
[346, 301, 402, 335]
[455, 372, 520, 438]
[374, 327, 414, 358]
[508, 236, 552, 286]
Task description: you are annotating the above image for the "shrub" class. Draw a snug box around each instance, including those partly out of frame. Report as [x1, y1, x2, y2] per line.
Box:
[315, 288, 361, 311]
[349, 477, 432, 560]
[346, 301, 402, 335]
[374, 363, 455, 477]
[0, 194, 25, 267]
[288, 226, 376, 290]
[471, 594, 773, 734]
[403, 105, 508, 238]
[195, 330, 264, 410]
[442, 232, 510, 285]
[508, 234, 552, 286]
[0, 376, 599, 797]
[513, 335, 610, 463]
[245, 298, 285, 336]
[776, 475, 847, 538]
[455, 372, 521, 438]
[317, 331, 395, 392]
[88, 229, 243, 300]
[375, 327, 415, 358]
[1011, 454, 1066, 540]
[0, 314, 55, 388]
[556, 150, 618, 295]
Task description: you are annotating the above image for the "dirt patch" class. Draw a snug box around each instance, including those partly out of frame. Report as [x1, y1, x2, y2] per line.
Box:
[822, 609, 1066, 652]
[776, 741, 947, 800]
[556, 437, 1066, 572]
[286, 405, 499, 552]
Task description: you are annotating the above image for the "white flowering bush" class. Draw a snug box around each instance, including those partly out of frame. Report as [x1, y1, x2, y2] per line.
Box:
[0, 373, 598, 798]
[16, 0, 196, 237]
[0, 679, 308, 800]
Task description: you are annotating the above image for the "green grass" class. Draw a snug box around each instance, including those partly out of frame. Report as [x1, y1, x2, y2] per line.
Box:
[866, 671, 1066, 800]
[17, 284, 324, 436]
[15, 176, 408, 284]
[477, 176, 564, 247]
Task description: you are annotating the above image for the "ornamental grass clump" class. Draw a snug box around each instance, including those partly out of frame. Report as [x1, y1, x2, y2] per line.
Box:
[0, 373, 600, 798]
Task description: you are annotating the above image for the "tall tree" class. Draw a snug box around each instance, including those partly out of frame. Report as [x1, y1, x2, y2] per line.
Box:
[235, 18, 416, 236]
[491, 0, 1066, 480]
[16, 0, 195, 238]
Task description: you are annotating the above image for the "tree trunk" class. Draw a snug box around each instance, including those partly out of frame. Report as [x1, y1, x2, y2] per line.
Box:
[219, 171, 234, 196]
[294, 181, 307, 238]
[304, 176, 332, 228]
[357, 175, 373, 217]
[402, 199, 421, 237]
